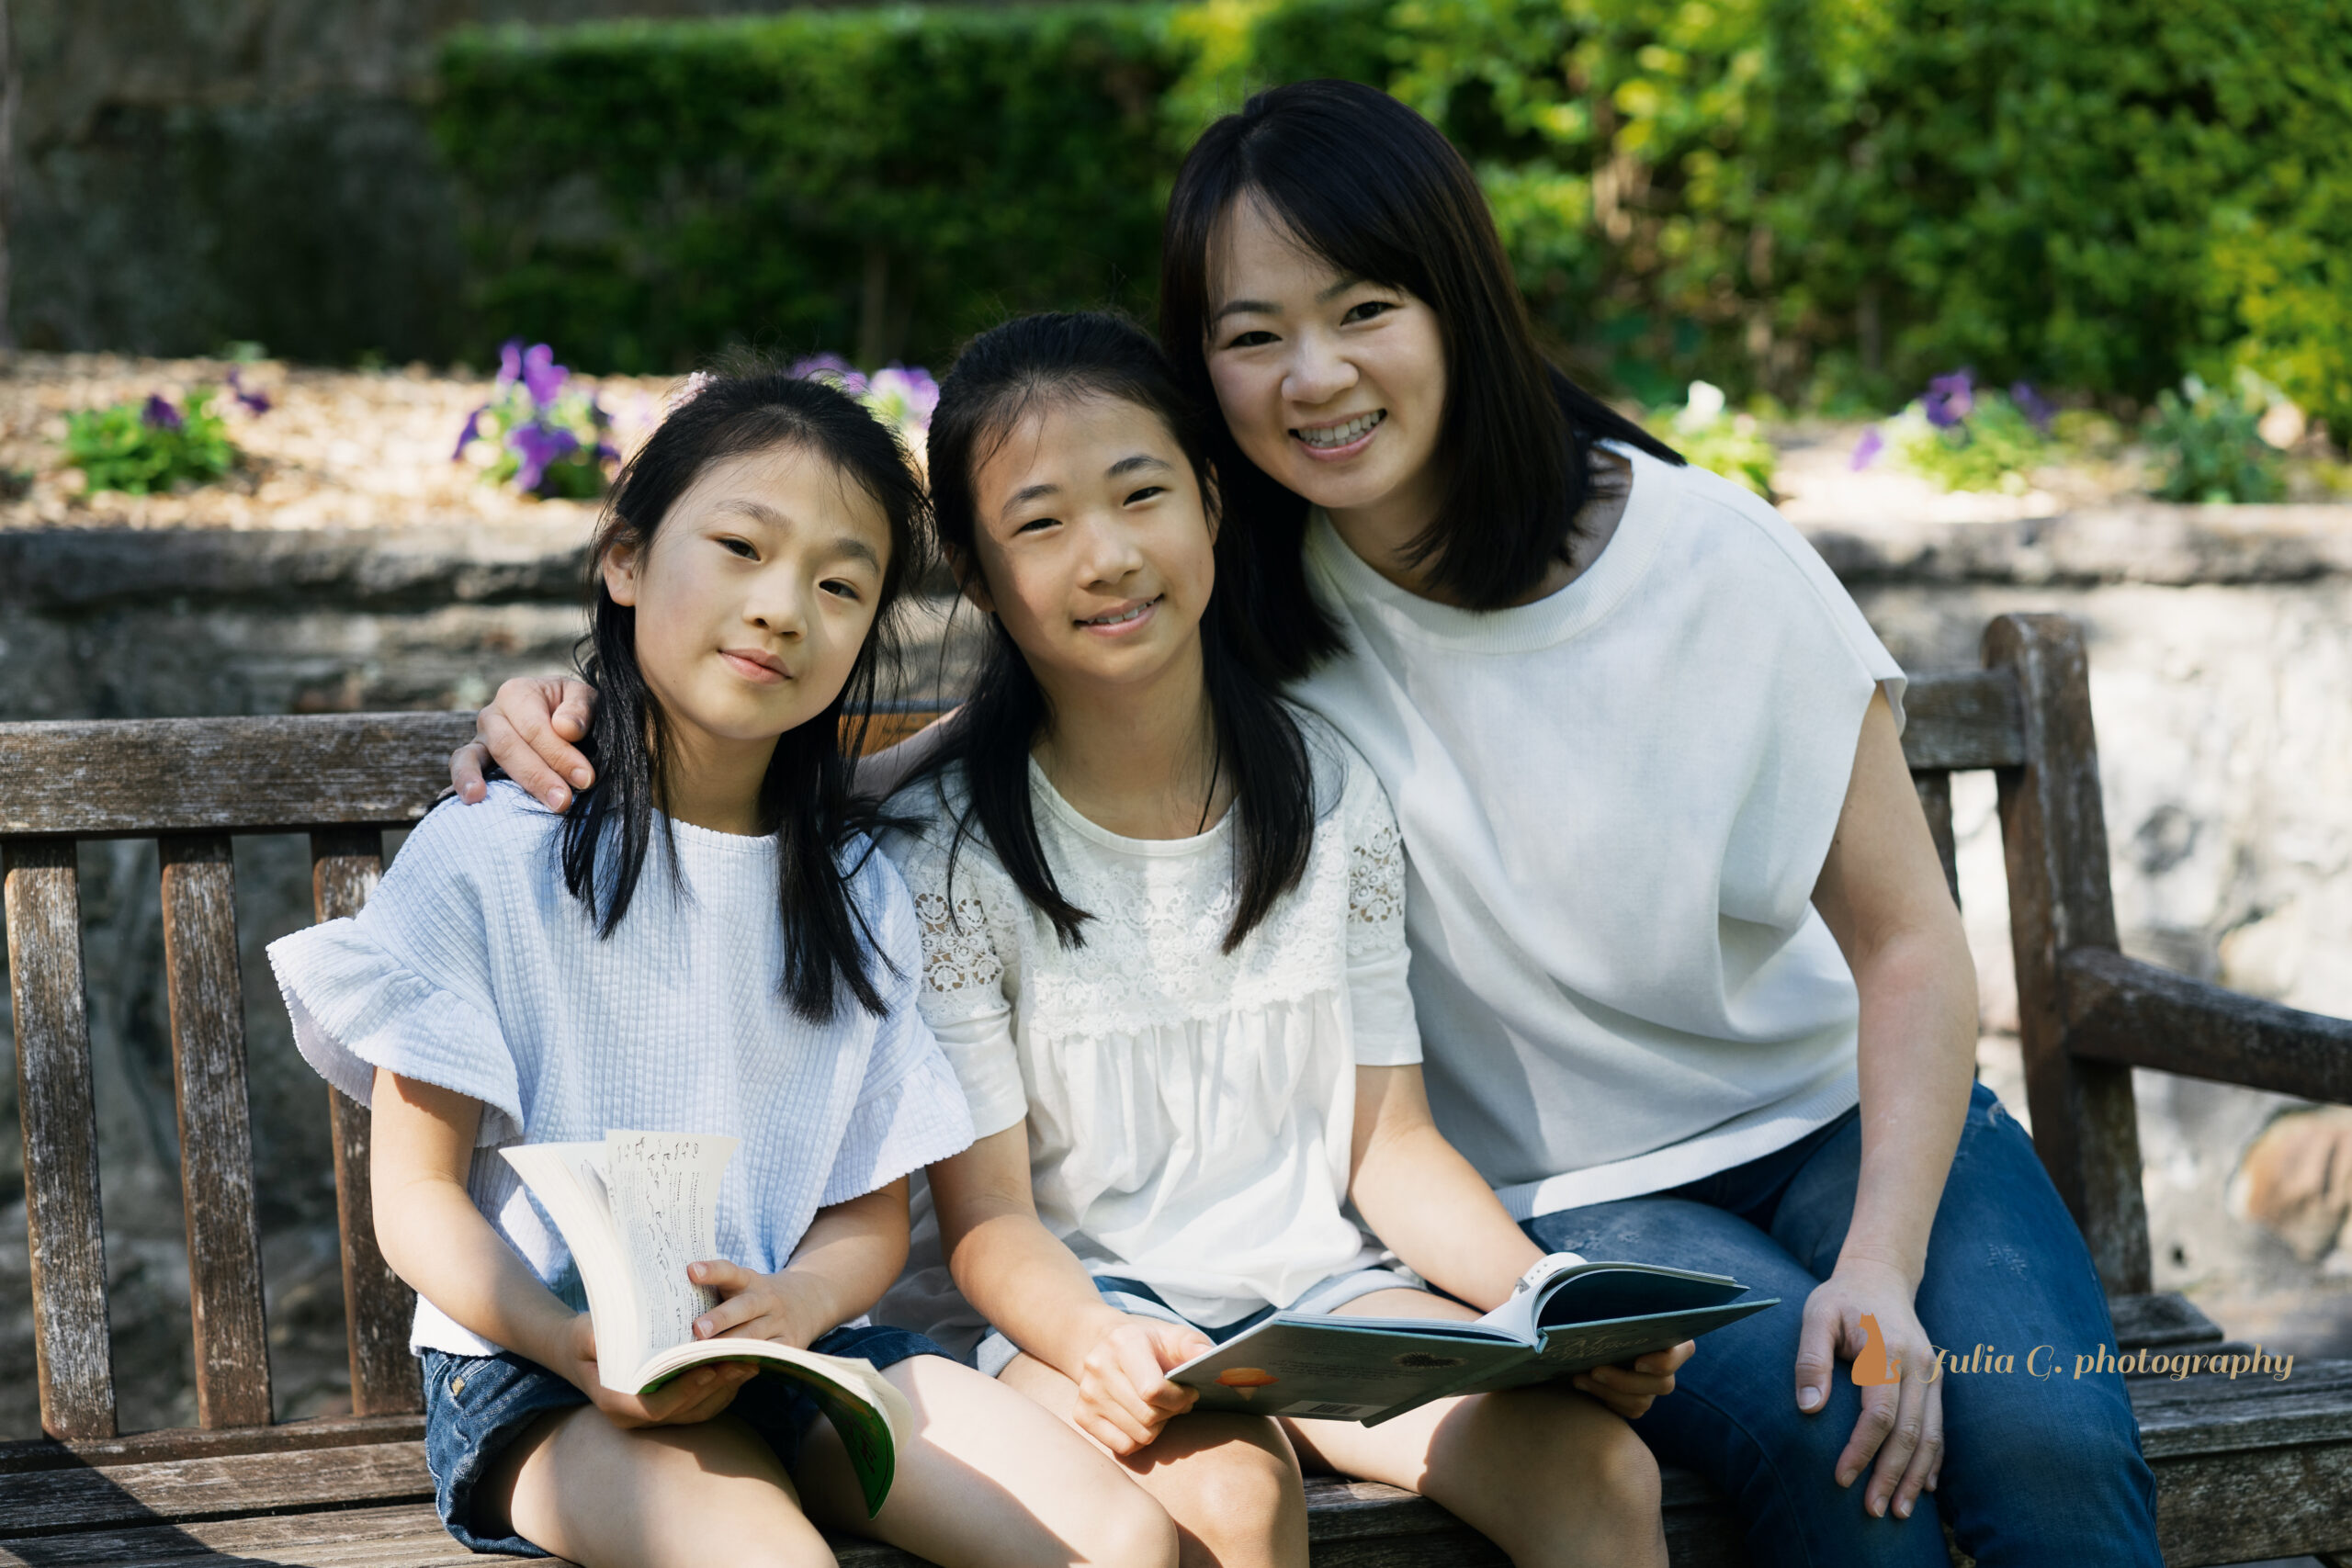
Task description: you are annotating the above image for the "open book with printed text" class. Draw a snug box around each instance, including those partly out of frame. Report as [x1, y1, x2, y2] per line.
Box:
[1169, 1254, 1776, 1426]
[501, 1131, 912, 1516]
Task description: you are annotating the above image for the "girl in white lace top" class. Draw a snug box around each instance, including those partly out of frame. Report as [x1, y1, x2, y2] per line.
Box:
[874, 313, 1684, 1568]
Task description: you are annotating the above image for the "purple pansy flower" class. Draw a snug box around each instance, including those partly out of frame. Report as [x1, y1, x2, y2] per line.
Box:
[226, 367, 272, 415]
[2010, 381, 2054, 431]
[497, 339, 526, 388]
[511, 423, 581, 494]
[521, 343, 568, 406]
[452, 405, 489, 461]
[1850, 426, 1885, 470]
[141, 395, 184, 432]
[1923, 369, 1974, 429]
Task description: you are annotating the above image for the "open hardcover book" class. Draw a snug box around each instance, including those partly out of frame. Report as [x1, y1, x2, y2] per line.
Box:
[1169, 1254, 1777, 1426]
[501, 1132, 913, 1516]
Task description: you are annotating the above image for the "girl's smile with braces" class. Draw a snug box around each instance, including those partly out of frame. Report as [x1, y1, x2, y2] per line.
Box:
[1292, 410, 1386, 449]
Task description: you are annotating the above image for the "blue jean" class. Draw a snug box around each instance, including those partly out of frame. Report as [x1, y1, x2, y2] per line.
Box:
[1523, 1082, 2161, 1567]
[422, 1324, 945, 1556]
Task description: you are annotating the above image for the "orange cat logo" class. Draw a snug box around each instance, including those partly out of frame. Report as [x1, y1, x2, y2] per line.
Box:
[1851, 1314, 1901, 1386]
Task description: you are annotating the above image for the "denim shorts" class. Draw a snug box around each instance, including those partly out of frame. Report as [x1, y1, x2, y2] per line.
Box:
[972, 1267, 1424, 1378]
[422, 1323, 944, 1556]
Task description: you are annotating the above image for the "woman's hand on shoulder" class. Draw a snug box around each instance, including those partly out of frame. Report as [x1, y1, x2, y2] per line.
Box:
[449, 676, 599, 810]
[1070, 1313, 1210, 1457]
[557, 1311, 756, 1429]
[1571, 1337, 1694, 1422]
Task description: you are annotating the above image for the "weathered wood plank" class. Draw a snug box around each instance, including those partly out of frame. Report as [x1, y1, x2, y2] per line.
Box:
[2064, 947, 2352, 1104]
[2149, 1440, 2352, 1565]
[0, 1441, 432, 1534]
[311, 829, 423, 1418]
[0, 705, 952, 840]
[0, 1415, 423, 1475]
[2, 838, 117, 1440]
[0, 716, 476, 839]
[0, 1503, 485, 1567]
[158, 835, 274, 1430]
[1899, 669, 2025, 772]
[2108, 1292, 2225, 1352]
[1983, 615, 2152, 1296]
[1912, 770, 1959, 908]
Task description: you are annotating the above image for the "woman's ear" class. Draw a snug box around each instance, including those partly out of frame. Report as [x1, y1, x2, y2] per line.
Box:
[601, 535, 644, 606]
[948, 546, 996, 616]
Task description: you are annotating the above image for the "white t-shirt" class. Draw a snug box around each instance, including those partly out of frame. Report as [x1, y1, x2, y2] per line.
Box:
[1290, 443, 1905, 1219]
[874, 723, 1420, 1351]
[267, 782, 976, 1357]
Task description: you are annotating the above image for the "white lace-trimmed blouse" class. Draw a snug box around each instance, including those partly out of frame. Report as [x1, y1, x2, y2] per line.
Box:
[873, 724, 1420, 1350]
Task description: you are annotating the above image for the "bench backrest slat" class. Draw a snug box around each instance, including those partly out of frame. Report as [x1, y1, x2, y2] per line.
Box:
[158, 833, 276, 1429]
[0, 715, 477, 838]
[1983, 615, 2152, 1297]
[311, 829, 424, 1417]
[2, 839, 117, 1439]
[1897, 668, 2026, 771]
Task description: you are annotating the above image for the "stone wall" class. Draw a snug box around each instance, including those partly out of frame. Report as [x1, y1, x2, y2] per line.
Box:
[7, 0, 819, 360]
[1, 504, 2346, 1437]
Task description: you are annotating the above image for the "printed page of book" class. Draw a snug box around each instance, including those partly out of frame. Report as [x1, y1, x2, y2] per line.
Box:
[500, 1141, 643, 1376]
[601, 1130, 739, 1371]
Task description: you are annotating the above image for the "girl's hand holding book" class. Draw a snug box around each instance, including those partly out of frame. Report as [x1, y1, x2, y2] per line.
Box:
[688, 1258, 827, 1350]
[559, 1311, 756, 1430]
[1570, 1338, 1697, 1422]
[1072, 1314, 1212, 1457]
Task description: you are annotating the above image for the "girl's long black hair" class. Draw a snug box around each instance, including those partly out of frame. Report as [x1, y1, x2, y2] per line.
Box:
[922, 311, 1317, 952]
[1159, 79, 1686, 682]
[563, 364, 930, 1022]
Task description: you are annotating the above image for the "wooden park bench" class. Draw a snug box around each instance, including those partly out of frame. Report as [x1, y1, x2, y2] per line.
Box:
[2, 611, 2348, 1566]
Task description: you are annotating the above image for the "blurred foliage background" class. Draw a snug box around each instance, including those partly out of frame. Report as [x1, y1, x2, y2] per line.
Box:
[435, 0, 2352, 430]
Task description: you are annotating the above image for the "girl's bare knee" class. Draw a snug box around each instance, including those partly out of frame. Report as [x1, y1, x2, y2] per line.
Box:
[1087, 1484, 1181, 1568]
[1145, 1432, 1301, 1557]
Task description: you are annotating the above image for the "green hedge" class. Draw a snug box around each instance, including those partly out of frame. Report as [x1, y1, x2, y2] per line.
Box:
[435, 0, 2352, 428]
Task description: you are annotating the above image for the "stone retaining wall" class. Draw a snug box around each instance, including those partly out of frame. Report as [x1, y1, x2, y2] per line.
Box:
[0, 503, 2346, 1436]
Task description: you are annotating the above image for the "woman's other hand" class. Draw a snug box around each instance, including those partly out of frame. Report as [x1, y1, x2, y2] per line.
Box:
[560, 1311, 755, 1429]
[1571, 1337, 1693, 1422]
[1071, 1314, 1210, 1457]
[450, 676, 599, 809]
[1794, 1259, 1943, 1521]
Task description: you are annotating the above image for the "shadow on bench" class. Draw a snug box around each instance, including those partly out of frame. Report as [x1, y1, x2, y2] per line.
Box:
[5, 614, 2350, 1566]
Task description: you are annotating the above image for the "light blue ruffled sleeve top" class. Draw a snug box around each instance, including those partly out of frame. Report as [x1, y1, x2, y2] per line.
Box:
[267, 780, 975, 1358]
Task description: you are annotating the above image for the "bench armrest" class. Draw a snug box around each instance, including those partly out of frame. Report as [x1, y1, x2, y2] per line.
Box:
[2062, 947, 2352, 1105]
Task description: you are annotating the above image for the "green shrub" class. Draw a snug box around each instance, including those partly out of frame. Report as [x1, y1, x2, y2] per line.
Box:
[64, 391, 236, 495]
[2144, 373, 2287, 503]
[435, 8, 1190, 374]
[434, 0, 2352, 434]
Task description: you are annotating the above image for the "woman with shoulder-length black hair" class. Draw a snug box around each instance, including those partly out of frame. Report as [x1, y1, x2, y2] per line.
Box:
[1149, 78, 2162, 1568]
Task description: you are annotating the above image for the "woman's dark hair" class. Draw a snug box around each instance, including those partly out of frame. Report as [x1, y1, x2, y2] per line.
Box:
[923, 310, 1317, 952]
[1160, 78, 1685, 680]
[563, 363, 930, 1021]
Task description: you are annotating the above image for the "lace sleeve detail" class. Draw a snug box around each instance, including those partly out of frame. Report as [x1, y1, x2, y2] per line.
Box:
[914, 886, 1006, 1004]
[1347, 813, 1406, 958]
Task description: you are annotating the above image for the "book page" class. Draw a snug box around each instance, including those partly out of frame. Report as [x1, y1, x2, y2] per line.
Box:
[603, 1131, 740, 1359]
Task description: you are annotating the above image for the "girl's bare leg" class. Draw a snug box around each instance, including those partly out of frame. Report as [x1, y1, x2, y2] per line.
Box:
[486, 1404, 834, 1568]
[797, 1353, 1182, 1568]
[1281, 1291, 1668, 1568]
[1000, 1351, 1308, 1568]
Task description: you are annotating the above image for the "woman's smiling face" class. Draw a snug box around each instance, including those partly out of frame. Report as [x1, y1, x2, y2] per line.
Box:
[958, 392, 1217, 701]
[1204, 193, 1449, 536]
